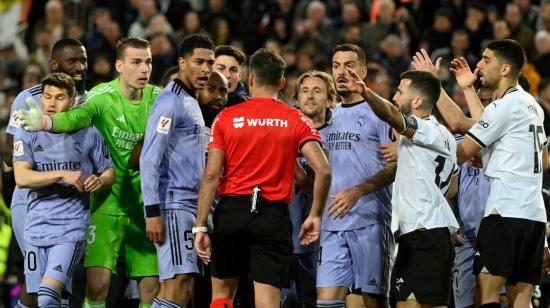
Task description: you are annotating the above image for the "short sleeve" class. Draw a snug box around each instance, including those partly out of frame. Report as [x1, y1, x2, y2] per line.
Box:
[8, 91, 36, 135]
[87, 128, 113, 173]
[13, 130, 34, 164]
[208, 110, 226, 149]
[295, 111, 321, 148]
[410, 116, 449, 153]
[467, 102, 512, 148]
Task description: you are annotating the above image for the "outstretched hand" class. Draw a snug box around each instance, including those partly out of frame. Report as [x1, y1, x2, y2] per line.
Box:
[19, 97, 46, 132]
[411, 49, 441, 75]
[343, 68, 368, 98]
[450, 57, 479, 89]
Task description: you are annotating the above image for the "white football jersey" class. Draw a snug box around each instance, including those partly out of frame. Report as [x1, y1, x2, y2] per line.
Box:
[392, 115, 459, 235]
[467, 85, 546, 223]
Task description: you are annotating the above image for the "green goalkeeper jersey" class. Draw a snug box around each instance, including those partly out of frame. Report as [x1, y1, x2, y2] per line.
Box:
[51, 78, 161, 215]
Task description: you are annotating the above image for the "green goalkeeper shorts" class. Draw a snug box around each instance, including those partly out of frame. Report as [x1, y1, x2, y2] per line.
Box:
[85, 211, 158, 277]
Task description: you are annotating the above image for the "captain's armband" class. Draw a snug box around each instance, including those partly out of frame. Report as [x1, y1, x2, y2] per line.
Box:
[399, 114, 418, 138]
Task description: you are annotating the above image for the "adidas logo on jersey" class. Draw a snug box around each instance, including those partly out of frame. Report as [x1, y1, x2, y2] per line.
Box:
[53, 264, 63, 272]
[116, 115, 126, 123]
[367, 278, 377, 286]
[33, 144, 44, 152]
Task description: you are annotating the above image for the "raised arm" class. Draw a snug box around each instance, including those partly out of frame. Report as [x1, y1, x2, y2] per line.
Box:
[412, 49, 477, 133]
[344, 68, 405, 133]
[19, 96, 102, 133]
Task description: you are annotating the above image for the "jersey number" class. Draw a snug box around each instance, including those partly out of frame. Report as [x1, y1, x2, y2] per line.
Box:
[184, 230, 194, 250]
[26, 251, 37, 272]
[434, 155, 453, 193]
[529, 124, 545, 173]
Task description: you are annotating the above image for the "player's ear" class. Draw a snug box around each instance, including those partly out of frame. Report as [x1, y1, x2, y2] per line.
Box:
[178, 56, 186, 71]
[115, 59, 123, 74]
[360, 65, 367, 80]
[50, 59, 58, 71]
[278, 77, 286, 91]
[249, 73, 255, 88]
[501, 64, 512, 78]
[68, 97, 76, 108]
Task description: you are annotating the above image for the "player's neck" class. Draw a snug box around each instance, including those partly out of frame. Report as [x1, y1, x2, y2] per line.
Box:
[250, 85, 279, 100]
[310, 114, 326, 128]
[494, 79, 517, 99]
[341, 93, 364, 104]
[119, 80, 143, 102]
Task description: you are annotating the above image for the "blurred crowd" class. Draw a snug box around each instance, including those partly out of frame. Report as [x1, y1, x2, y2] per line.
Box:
[2, 0, 550, 306]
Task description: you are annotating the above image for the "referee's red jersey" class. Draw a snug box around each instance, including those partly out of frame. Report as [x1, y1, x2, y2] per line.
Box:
[209, 97, 321, 204]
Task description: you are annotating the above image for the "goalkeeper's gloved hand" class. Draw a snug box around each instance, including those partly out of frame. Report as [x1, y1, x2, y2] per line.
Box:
[19, 97, 52, 131]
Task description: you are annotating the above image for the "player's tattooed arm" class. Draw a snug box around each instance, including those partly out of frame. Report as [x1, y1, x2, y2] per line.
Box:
[327, 162, 396, 220]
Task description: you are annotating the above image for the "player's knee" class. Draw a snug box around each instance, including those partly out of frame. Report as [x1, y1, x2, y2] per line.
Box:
[86, 277, 109, 300]
[316, 299, 346, 307]
[138, 276, 161, 298]
[210, 297, 233, 308]
[37, 284, 61, 308]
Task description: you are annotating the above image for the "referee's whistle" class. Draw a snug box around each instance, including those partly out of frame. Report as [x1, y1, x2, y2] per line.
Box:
[250, 185, 261, 213]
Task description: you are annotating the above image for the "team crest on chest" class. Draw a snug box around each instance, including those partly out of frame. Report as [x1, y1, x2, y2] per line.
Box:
[356, 115, 366, 127]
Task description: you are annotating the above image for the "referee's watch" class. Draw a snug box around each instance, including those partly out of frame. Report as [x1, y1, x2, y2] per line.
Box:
[192, 226, 208, 234]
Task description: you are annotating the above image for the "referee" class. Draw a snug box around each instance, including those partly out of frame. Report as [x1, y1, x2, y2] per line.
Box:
[193, 48, 331, 308]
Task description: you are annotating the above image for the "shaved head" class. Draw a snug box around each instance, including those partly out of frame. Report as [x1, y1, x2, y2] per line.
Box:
[199, 70, 229, 127]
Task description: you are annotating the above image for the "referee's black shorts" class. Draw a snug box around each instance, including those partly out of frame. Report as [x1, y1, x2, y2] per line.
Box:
[474, 214, 545, 285]
[211, 196, 293, 288]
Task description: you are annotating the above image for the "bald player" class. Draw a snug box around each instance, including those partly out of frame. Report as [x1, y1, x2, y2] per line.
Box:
[198, 71, 229, 128]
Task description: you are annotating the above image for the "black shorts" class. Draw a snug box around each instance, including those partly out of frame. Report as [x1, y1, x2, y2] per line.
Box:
[211, 196, 293, 288]
[474, 215, 545, 285]
[391, 227, 454, 306]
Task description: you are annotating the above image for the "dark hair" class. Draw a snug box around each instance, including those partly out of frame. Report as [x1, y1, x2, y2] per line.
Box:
[518, 72, 530, 91]
[178, 34, 215, 59]
[51, 38, 84, 58]
[162, 66, 179, 87]
[249, 48, 285, 87]
[400, 70, 441, 108]
[41, 72, 76, 98]
[332, 44, 366, 65]
[214, 45, 246, 65]
[485, 39, 526, 77]
[116, 37, 150, 60]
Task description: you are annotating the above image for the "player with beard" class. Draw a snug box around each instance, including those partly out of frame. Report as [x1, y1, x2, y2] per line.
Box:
[417, 40, 549, 308]
[19, 37, 161, 308]
[198, 71, 229, 128]
[282, 70, 337, 308]
[344, 68, 459, 308]
[6, 38, 88, 308]
[317, 44, 396, 308]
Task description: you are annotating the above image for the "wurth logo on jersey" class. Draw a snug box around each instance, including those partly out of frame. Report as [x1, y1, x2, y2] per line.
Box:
[232, 116, 288, 128]
[233, 117, 244, 128]
[157, 116, 172, 134]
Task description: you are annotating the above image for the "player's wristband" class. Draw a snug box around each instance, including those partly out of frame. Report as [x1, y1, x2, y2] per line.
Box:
[145, 204, 161, 217]
[192, 226, 208, 234]
[41, 116, 53, 131]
